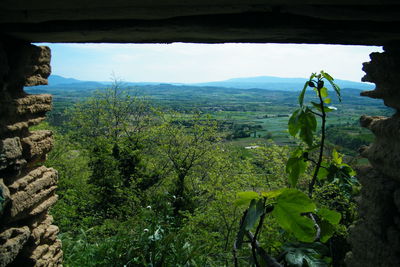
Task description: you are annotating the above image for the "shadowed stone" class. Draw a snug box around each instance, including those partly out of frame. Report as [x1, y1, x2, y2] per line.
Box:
[0, 226, 30, 267]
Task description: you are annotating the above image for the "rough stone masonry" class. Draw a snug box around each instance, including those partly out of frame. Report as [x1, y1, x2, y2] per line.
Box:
[345, 45, 400, 267]
[0, 40, 62, 267]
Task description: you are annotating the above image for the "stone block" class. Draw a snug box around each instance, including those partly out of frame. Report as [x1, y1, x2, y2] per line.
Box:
[0, 94, 52, 135]
[0, 178, 10, 216]
[6, 167, 58, 221]
[0, 137, 23, 171]
[23, 46, 51, 87]
[2, 117, 46, 135]
[0, 226, 30, 267]
[361, 48, 400, 110]
[21, 130, 54, 164]
[359, 114, 400, 180]
[25, 239, 62, 266]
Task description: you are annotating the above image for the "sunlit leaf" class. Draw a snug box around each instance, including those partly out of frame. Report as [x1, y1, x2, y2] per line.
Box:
[322, 72, 341, 102]
[311, 102, 336, 113]
[235, 191, 260, 207]
[299, 81, 309, 106]
[332, 149, 342, 165]
[321, 71, 333, 82]
[288, 109, 302, 136]
[299, 110, 317, 147]
[316, 208, 341, 225]
[272, 189, 316, 242]
[320, 87, 328, 98]
[286, 157, 307, 187]
[262, 188, 287, 199]
[317, 167, 329, 180]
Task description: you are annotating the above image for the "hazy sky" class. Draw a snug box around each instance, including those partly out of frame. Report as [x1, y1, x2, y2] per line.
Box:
[40, 43, 383, 83]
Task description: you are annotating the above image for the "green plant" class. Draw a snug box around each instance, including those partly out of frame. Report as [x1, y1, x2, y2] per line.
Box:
[233, 71, 359, 267]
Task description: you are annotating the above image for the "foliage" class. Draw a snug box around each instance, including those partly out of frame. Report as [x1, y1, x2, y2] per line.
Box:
[282, 242, 331, 267]
[233, 71, 359, 267]
[41, 74, 362, 267]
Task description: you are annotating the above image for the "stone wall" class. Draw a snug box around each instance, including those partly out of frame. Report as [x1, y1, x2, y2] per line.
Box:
[346, 46, 400, 267]
[0, 40, 61, 267]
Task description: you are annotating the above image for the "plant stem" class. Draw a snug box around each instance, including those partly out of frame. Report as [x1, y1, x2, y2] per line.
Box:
[251, 206, 266, 267]
[246, 231, 282, 267]
[309, 83, 326, 198]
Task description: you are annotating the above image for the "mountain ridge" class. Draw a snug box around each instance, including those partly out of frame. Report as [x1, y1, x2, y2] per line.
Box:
[39, 74, 374, 92]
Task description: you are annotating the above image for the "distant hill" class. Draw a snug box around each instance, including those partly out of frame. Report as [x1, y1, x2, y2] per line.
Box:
[48, 75, 83, 85]
[193, 76, 375, 91]
[29, 75, 374, 92]
[46, 75, 106, 89]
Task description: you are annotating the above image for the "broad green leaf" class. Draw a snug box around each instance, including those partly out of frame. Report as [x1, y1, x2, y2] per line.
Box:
[319, 220, 335, 243]
[316, 208, 341, 225]
[317, 167, 329, 180]
[304, 109, 317, 130]
[299, 110, 317, 147]
[332, 149, 342, 165]
[321, 71, 333, 82]
[323, 98, 331, 104]
[272, 189, 316, 242]
[311, 101, 322, 112]
[244, 199, 265, 231]
[235, 191, 260, 207]
[320, 87, 328, 98]
[291, 147, 304, 158]
[262, 188, 287, 199]
[311, 102, 336, 113]
[288, 109, 302, 136]
[283, 242, 329, 267]
[331, 82, 341, 102]
[316, 207, 342, 243]
[340, 164, 357, 177]
[289, 109, 317, 146]
[236, 199, 264, 249]
[299, 81, 309, 106]
[286, 157, 307, 187]
[286, 148, 307, 187]
[324, 75, 341, 102]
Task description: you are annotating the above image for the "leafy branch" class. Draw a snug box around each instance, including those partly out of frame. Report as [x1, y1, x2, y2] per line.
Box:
[233, 71, 357, 266]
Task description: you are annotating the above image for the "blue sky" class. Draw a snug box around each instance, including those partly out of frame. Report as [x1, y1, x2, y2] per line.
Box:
[39, 43, 382, 83]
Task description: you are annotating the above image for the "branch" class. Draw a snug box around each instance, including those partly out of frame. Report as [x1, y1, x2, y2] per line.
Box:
[305, 158, 328, 170]
[309, 83, 327, 198]
[309, 213, 321, 241]
[246, 231, 283, 267]
[309, 109, 323, 118]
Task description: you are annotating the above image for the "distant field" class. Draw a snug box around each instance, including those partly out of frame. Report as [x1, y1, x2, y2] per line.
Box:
[27, 83, 390, 154]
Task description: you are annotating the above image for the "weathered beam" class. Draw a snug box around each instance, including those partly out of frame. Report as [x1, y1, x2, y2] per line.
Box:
[2, 13, 400, 45]
[1, 0, 400, 10]
[1, 5, 400, 23]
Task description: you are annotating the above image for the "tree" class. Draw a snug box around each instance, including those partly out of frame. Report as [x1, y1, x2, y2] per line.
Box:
[150, 114, 220, 215]
[67, 80, 153, 147]
[66, 80, 156, 219]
